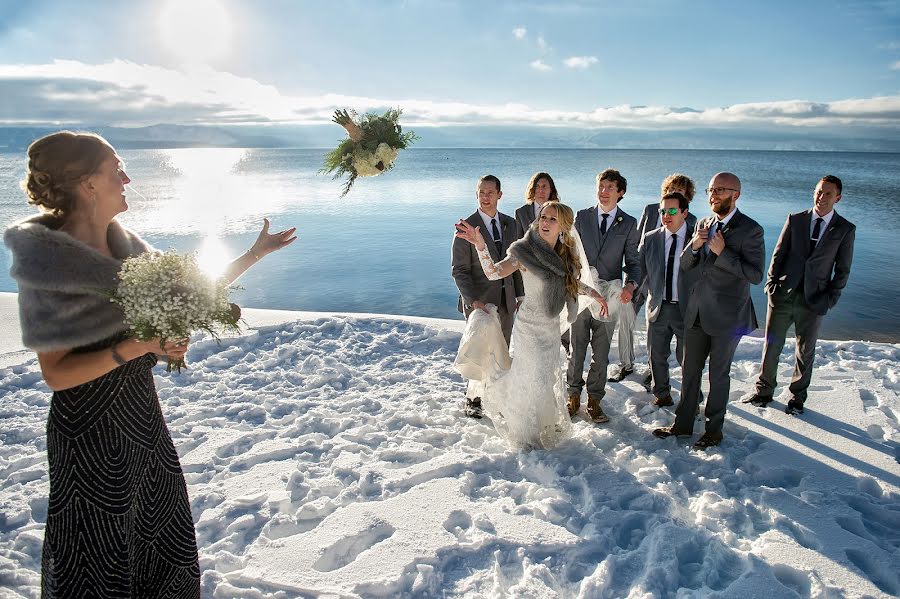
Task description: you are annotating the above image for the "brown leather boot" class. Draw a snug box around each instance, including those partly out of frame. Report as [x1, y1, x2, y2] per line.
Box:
[586, 396, 610, 423]
[566, 392, 581, 417]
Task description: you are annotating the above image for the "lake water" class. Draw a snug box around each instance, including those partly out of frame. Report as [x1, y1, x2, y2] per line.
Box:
[1, 147, 897, 342]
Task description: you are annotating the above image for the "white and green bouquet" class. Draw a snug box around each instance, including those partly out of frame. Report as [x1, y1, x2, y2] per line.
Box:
[110, 251, 242, 372]
[321, 108, 418, 196]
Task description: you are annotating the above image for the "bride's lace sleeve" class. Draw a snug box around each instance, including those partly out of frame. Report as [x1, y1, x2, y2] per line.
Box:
[578, 280, 600, 299]
[476, 246, 521, 280]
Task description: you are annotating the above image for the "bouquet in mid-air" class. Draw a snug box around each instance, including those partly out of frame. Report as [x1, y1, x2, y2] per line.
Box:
[110, 251, 242, 372]
[321, 108, 418, 196]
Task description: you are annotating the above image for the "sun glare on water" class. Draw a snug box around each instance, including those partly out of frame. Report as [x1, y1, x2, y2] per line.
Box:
[158, 0, 233, 64]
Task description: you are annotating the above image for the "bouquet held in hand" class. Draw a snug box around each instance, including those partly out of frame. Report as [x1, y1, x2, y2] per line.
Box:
[321, 108, 418, 196]
[110, 251, 242, 372]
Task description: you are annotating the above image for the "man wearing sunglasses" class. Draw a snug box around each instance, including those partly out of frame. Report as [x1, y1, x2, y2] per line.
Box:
[743, 175, 855, 415]
[637, 192, 697, 408]
[653, 172, 765, 449]
[617, 174, 699, 389]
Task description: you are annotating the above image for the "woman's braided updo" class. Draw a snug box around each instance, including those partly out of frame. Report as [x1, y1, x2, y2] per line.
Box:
[21, 131, 115, 218]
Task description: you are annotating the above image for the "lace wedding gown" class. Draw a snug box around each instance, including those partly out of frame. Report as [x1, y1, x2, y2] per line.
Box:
[463, 266, 572, 450]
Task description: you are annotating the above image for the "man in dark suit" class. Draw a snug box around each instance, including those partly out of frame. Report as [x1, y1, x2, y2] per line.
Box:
[653, 172, 765, 448]
[637, 192, 697, 407]
[515, 172, 559, 238]
[452, 174, 524, 418]
[743, 175, 855, 415]
[616, 173, 700, 388]
[567, 168, 641, 423]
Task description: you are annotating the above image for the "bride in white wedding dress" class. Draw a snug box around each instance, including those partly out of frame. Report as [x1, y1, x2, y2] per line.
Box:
[454, 202, 610, 449]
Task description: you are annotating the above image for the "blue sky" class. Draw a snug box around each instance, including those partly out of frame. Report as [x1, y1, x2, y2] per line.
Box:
[0, 0, 898, 138]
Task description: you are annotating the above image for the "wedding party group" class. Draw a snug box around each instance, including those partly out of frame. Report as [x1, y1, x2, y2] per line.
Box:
[2, 129, 856, 598]
[450, 168, 855, 453]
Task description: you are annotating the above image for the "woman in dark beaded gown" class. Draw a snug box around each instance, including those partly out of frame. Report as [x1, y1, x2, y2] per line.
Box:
[3, 131, 296, 598]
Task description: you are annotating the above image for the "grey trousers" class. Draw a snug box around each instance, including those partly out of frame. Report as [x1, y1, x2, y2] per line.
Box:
[648, 302, 685, 398]
[567, 309, 616, 399]
[754, 290, 823, 404]
[672, 318, 741, 435]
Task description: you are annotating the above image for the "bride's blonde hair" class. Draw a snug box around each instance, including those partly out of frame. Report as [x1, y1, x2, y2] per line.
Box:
[536, 201, 581, 299]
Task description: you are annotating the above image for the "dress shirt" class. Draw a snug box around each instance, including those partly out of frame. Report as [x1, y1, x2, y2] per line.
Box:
[478, 209, 503, 244]
[597, 205, 619, 233]
[809, 209, 834, 249]
[664, 222, 688, 302]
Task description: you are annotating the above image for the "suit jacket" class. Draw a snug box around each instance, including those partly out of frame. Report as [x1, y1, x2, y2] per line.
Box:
[451, 211, 524, 315]
[680, 210, 765, 337]
[574, 205, 641, 284]
[637, 202, 698, 242]
[515, 203, 538, 239]
[765, 209, 855, 316]
[638, 222, 697, 323]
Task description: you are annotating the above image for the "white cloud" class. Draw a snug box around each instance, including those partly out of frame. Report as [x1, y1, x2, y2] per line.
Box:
[537, 36, 548, 51]
[529, 59, 552, 72]
[512, 27, 527, 40]
[1, 61, 898, 131]
[891, 60, 900, 70]
[563, 56, 598, 69]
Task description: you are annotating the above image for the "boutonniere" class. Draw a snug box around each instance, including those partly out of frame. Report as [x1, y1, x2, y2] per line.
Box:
[503, 222, 508, 232]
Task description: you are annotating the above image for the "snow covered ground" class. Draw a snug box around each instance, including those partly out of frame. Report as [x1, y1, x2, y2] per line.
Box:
[0, 292, 898, 598]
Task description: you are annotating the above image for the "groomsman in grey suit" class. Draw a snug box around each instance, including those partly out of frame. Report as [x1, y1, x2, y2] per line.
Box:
[744, 175, 855, 415]
[614, 173, 700, 387]
[637, 191, 697, 406]
[515, 172, 559, 238]
[653, 172, 765, 448]
[567, 169, 641, 423]
[452, 174, 524, 418]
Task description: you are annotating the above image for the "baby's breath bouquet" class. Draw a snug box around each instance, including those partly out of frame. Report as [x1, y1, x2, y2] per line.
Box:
[321, 108, 418, 196]
[110, 251, 241, 372]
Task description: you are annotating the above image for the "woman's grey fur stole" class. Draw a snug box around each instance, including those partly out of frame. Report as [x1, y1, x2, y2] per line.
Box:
[508, 228, 578, 323]
[3, 213, 153, 352]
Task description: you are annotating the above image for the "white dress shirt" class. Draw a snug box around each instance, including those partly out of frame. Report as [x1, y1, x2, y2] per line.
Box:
[597, 205, 619, 233]
[810, 208, 834, 248]
[664, 222, 688, 302]
[478, 209, 503, 245]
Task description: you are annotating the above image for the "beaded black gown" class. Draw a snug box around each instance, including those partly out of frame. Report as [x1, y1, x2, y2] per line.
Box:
[40, 336, 200, 598]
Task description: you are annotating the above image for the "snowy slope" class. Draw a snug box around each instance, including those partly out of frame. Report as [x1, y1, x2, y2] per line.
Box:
[0, 309, 898, 598]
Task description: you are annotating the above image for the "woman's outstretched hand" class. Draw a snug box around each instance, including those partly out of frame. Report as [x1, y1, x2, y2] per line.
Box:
[454, 220, 486, 250]
[250, 218, 298, 259]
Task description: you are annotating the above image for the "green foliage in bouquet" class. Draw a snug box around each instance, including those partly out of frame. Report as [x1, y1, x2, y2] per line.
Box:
[321, 108, 418, 196]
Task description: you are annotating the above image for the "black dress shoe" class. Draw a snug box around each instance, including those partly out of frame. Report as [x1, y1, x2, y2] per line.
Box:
[785, 398, 805, 415]
[693, 431, 723, 449]
[741, 393, 772, 407]
[641, 372, 653, 391]
[608, 364, 634, 382]
[464, 397, 483, 419]
[652, 426, 691, 439]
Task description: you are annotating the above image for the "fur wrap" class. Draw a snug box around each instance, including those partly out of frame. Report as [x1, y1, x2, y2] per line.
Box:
[3, 213, 153, 352]
[508, 228, 578, 323]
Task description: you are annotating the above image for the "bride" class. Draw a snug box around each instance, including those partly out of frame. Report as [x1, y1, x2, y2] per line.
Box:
[454, 201, 608, 449]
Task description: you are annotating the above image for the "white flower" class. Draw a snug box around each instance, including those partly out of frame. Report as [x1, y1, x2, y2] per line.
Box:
[374, 143, 398, 169]
[351, 150, 383, 177]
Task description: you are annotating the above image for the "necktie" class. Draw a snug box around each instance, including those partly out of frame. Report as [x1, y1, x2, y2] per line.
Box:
[810, 217, 823, 254]
[665, 233, 677, 301]
[491, 218, 502, 256]
[600, 213, 609, 235]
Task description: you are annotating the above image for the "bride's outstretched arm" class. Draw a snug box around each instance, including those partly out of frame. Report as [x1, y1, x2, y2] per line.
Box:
[454, 219, 521, 280]
[578, 281, 609, 318]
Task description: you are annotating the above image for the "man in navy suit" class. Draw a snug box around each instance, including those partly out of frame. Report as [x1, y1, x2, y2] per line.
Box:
[653, 172, 765, 448]
[744, 175, 855, 415]
[567, 169, 641, 423]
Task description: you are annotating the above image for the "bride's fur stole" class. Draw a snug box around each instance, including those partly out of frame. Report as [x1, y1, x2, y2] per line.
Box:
[508, 228, 578, 323]
[4, 213, 153, 352]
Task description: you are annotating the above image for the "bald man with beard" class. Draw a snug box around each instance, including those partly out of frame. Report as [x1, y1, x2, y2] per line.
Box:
[653, 172, 765, 449]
